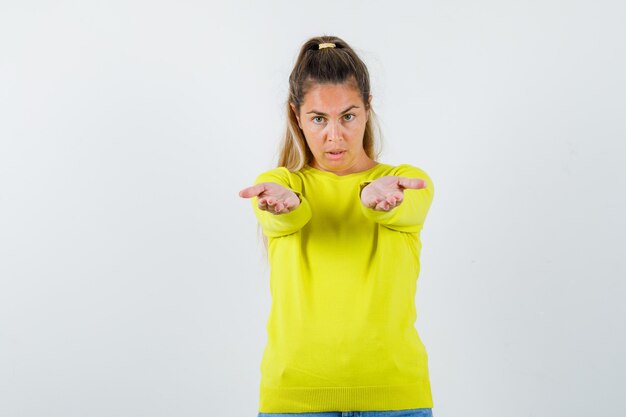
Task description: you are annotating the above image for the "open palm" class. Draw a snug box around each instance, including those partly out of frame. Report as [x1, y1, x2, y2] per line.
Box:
[361, 176, 428, 211]
[239, 182, 300, 215]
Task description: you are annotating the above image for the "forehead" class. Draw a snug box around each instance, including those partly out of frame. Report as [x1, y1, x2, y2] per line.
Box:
[301, 82, 363, 111]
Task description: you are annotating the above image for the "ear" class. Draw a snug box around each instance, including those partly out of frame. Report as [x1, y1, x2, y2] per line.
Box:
[367, 95, 373, 119]
[290, 103, 302, 129]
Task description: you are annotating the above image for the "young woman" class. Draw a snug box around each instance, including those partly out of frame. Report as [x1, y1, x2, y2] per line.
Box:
[239, 35, 436, 417]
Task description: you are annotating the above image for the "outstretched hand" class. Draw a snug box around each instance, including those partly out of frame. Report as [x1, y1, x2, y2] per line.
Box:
[361, 176, 428, 211]
[239, 182, 301, 215]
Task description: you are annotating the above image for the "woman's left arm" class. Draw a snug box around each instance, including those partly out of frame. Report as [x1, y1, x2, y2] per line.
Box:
[359, 164, 435, 233]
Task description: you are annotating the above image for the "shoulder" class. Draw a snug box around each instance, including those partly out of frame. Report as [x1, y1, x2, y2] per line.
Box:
[390, 163, 432, 180]
[253, 166, 303, 189]
[254, 167, 289, 183]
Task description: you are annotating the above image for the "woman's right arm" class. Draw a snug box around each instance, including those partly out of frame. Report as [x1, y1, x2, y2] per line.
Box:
[239, 169, 312, 238]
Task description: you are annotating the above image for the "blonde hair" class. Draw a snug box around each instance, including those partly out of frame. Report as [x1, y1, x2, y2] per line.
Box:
[278, 35, 383, 170]
[259, 35, 385, 251]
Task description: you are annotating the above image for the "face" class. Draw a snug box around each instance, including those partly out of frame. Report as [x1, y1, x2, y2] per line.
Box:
[291, 82, 375, 175]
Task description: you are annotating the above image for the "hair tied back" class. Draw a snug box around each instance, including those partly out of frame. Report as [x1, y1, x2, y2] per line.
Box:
[318, 42, 336, 50]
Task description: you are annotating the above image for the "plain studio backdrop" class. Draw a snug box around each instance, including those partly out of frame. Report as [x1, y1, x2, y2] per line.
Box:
[1, 1, 624, 416]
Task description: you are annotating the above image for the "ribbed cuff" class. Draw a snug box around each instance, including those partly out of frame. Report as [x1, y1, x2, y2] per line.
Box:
[259, 381, 433, 413]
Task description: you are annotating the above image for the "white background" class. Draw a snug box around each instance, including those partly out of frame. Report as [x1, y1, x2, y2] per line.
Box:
[1, 1, 624, 416]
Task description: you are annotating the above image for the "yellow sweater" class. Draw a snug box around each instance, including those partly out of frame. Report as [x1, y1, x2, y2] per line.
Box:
[250, 162, 435, 413]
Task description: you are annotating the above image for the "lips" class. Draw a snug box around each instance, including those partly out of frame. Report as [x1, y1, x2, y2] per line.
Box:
[326, 150, 346, 160]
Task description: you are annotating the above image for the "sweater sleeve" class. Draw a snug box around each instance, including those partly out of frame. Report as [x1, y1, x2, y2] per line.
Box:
[250, 167, 312, 238]
[358, 164, 435, 233]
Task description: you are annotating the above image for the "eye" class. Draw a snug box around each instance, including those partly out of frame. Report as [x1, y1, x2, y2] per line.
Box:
[344, 114, 355, 121]
[312, 116, 325, 124]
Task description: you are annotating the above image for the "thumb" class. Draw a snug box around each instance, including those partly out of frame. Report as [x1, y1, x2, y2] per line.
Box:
[397, 177, 428, 190]
[239, 184, 265, 198]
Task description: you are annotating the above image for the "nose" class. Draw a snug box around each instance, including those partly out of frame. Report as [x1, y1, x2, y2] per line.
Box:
[327, 121, 342, 142]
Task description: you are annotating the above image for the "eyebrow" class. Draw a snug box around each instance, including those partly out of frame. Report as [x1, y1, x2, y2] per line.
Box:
[305, 105, 360, 116]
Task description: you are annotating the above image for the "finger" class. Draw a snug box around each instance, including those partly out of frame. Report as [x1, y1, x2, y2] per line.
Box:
[382, 200, 395, 210]
[383, 196, 401, 210]
[239, 183, 266, 198]
[368, 197, 382, 209]
[274, 203, 289, 215]
[388, 193, 402, 204]
[397, 177, 427, 190]
[376, 200, 390, 211]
